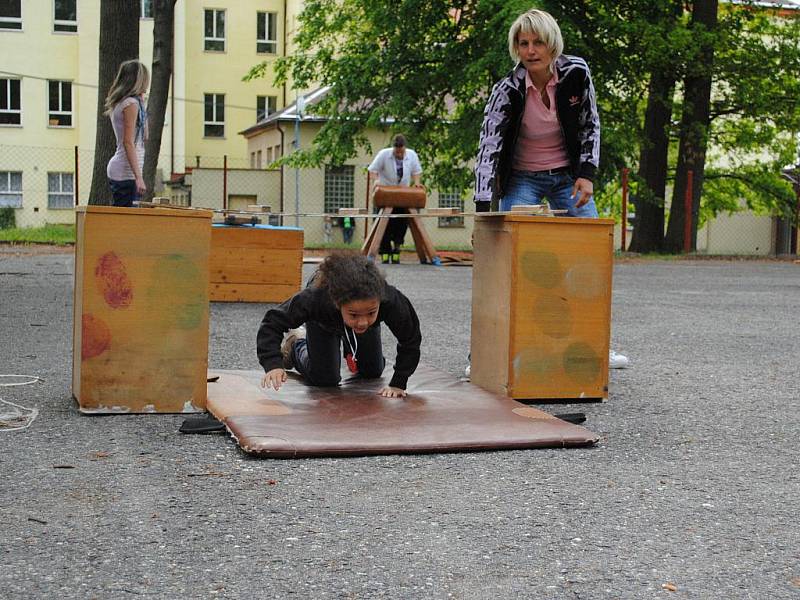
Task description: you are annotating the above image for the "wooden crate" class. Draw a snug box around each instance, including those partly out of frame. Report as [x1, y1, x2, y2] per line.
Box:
[209, 224, 303, 303]
[72, 206, 212, 413]
[471, 215, 614, 400]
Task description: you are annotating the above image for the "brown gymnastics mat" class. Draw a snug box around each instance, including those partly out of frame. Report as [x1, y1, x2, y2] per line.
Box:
[206, 364, 599, 458]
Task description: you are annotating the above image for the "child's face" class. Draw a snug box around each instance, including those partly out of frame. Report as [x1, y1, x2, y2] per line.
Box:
[339, 298, 380, 334]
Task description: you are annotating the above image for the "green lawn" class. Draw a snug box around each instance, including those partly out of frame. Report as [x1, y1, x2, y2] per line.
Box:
[0, 224, 76, 245]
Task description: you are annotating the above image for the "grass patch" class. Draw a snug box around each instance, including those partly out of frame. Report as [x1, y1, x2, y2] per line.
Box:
[0, 224, 76, 245]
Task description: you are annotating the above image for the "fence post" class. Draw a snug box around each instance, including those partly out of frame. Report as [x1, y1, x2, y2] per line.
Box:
[223, 154, 228, 210]
[621, 167, 629, 252]
[683, 170, 693, 253]
[74, 145, 79, 206]
[365, 169, 371, 239]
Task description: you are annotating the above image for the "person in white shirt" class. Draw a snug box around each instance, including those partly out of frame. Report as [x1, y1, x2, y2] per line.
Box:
[368, 134, 423, 263]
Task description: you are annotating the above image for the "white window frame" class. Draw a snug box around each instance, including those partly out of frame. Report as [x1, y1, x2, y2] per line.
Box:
[53, 0, 77, 33]
[256, 95, 277, 121]
[140, 0, 153, 19]
[257, 11, 277, 54]
[204, 8, 225, 52]
[0, 171, 23, 208]
[0, 0, 22, 31]
[47, 80, 73, 128]
[48, 172, 74, 209]
[0, 78, 22, 126]
[204, 93, 225, 138]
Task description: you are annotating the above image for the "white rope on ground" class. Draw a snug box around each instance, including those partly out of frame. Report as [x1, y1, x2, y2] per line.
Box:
[0, 374, 43, 431]
[0, 374, 43, 387]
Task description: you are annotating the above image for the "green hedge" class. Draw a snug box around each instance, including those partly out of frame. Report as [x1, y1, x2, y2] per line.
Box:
[0, 207, 15, 229]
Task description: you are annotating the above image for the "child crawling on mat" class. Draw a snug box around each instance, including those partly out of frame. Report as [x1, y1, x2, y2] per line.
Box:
[257, 252, 421, 398]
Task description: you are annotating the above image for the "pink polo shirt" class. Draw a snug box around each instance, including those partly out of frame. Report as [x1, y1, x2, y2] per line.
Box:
[512, 70, 570, 172]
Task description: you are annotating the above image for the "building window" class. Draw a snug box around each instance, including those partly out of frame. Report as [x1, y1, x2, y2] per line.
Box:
[0, 0, 22, 30]
[140, 0, 153, 19]
[48, 80, 72, 127]
[256, 150, 262, 169]
[204, 9, 225, 51]
[256, 95, 276, 121]
[250, 152, 256, 169]
[204, 93, 224, 137]
[53, 0, 77, 33]
[274, 145, 282, 161]
[0, 171, 23, 208]
[0, 78, 21, 125]
[437, 191, 465, 228]
[48, 172, 73, 209]
[324, 166, 354, 213]
[257, 11, 277, 54]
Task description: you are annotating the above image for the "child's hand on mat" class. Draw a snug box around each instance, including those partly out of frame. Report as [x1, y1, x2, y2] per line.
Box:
[379, 386, 406, 398]
[262, 368, 287, 391]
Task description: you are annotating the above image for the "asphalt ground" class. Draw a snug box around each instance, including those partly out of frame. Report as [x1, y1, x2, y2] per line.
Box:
[1, 246, 798, 599]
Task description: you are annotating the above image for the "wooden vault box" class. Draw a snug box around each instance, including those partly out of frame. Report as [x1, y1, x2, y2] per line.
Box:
[209, 224, 303, 303]
[471, 215, 614, 400]
[72, 206, 212, 413]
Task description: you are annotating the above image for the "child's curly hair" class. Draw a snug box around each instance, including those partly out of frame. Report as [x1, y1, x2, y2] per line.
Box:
[316, 252, 386, 307]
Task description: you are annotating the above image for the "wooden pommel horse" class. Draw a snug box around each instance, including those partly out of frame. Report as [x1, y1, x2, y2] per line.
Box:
[361, 185, 441, 265]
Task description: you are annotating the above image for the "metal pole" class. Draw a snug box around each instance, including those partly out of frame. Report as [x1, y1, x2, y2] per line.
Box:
[294, 115, 300, 227]
[365, 170, 371, 238]
[683, 169, 693, 253]
[621, 167, 629, 252]
[74, 145, 79, 206]
[223, 154, 228, 210]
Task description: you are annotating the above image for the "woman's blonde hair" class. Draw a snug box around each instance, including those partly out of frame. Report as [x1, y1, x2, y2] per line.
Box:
[103, 60, 149, 115]
[507, 9, 564, 72]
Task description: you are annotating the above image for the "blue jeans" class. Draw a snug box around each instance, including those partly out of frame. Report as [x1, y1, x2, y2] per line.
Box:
[292, 321, 385, 386]
[109, 179, 140, 207]
[500, 170, 598, 217]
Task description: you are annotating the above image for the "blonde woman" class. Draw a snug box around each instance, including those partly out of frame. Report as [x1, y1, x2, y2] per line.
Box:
[104, 60, 149, 207]
[474, 9, 599, 217]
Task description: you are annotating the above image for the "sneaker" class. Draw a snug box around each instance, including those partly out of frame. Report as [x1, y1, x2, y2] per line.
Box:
[464, 364, 470, 379]
[609, 350, 629, 369]
[391, 253, 400, 264]
[381, 253, 391, 264]
[281, 326, 306, 370]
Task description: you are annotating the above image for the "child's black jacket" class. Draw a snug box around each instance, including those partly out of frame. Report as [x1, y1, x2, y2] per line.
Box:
[257, 284, 421, 390]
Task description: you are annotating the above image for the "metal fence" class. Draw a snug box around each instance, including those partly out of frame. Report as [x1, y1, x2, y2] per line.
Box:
[1, 143, 797, 255]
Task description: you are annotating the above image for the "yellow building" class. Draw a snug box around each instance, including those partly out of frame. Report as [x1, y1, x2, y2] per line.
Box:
[0, 0, 298, 227]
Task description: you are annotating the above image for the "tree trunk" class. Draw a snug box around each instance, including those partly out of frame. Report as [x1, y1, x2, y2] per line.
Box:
[143, 0, 176, 201]
[628, 70, 675, 253]
[88, 1, 140, 205]
[664, 0, 719, 252]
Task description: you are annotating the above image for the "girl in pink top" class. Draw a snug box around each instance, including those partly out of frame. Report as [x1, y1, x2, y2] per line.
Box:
[104, 60, 149, 207]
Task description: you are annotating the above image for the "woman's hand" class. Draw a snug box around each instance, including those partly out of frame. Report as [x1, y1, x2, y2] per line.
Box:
[261, 368, 287, 391]
[378, 386, 407, 398]
[135, 176, 147, 196]
[571, 177, 594, 208]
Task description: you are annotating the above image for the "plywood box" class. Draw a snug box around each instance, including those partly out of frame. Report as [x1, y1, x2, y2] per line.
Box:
[72, 206, 213, 413]
[209, 224, 303, 303]
[471, 215, 614, 400]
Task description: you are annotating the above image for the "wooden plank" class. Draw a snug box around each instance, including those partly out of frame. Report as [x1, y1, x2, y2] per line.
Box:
[210, 282, 299, 303]
[211, 227, 303, 250]
[470, 219, 513, 396]
[209, 248, 302, 285]
[338, 207, 367, 215]
[362, 207, 392, 258]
